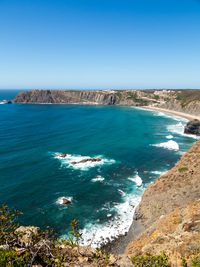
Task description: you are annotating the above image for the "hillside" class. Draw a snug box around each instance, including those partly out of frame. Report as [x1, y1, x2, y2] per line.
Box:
[126, 139, 200, 266]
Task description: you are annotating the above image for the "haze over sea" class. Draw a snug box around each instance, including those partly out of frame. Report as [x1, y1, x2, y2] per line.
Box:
[0, 90, 197, 247]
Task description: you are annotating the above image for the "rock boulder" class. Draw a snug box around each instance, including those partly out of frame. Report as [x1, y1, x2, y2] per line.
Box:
[184, 119, 200, 136]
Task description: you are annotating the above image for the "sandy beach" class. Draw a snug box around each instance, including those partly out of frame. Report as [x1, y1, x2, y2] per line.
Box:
[142, 106, 200, 121]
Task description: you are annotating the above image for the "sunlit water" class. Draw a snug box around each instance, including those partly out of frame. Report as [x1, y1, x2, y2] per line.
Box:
[0, 89, 197, 247]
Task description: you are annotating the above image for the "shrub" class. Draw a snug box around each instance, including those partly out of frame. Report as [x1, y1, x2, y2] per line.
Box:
[178, 167, 188, 173]
[131, 251, 170, 266]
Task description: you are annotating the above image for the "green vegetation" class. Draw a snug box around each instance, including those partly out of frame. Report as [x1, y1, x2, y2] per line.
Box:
[176, 90, 200, 108]
[127, 92, 148, 105]
[0, 205, 113, 266]
[182, 255, 200, 266]
[61, 219, 82, 248]
[178, 167, 189, 173]
[131, 251, 170, 266]
[154, 95, 160, 100]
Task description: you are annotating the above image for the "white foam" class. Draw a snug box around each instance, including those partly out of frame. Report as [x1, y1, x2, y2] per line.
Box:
[118, 189, 126, 197]
[152, 140, 179, 151]
[56, 196, 72, 205]
[166, 135, 173, 139]
[54, 153, 115, 171]
[154, 112, 188, 122]
[151, 170, 167, 176]
[128, 172, 143, 186]
[91, 176, 105, 182]
[0, 100, 6, 104]
[128, 172, 142, 186]
[134, 107, 188, 122]
[167, 122, 199, 139]
[75, 192, 143, 248]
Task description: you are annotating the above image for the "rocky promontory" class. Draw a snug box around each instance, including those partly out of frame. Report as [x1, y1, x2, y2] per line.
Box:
[13, 89, 152, 106]
[126, 139, 200, 266]
[14, 89, 200, 118]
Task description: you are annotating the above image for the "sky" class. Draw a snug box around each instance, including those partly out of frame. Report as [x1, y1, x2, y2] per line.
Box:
[0, 0, 200, 89]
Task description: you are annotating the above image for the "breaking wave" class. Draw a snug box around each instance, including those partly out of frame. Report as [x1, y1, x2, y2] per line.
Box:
[54, 153, 116, 170]
[128, 172, 143, 186]
[152, 140, 179, 151]
[167, 122, 199, 139]
[66, 192, 143, 248]
[91, 176, 105, 182]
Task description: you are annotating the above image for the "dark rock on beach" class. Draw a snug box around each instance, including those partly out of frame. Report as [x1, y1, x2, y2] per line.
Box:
[184, 119, 200, 136]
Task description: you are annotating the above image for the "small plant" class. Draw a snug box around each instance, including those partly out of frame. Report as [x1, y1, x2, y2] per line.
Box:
[178, 167, 188, 173]
[0, 205, 23, 247]
[131, 251, 170, 267]
[64, 219, 82, 248]
[192, 255, 200, 266]
[182, 258, 188, 267]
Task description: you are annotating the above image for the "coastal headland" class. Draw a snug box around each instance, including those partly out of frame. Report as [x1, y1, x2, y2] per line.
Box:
[14, 89, 200, 117]
[7, 89, 200, 265]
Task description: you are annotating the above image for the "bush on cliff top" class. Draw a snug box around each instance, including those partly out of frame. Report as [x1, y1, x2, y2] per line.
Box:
[0, 205, 115, 266]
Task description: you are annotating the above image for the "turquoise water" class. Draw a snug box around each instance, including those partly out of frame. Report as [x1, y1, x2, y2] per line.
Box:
[0, 90, 197, 247]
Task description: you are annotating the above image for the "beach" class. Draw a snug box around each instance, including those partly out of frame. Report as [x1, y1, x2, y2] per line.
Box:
[143, 106, 200, 121]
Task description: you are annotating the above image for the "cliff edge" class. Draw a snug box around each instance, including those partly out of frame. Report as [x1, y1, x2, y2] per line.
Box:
[126, 139, 200, 266]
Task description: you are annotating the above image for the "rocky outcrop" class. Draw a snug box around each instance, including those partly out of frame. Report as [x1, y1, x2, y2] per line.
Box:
[126, 200, 200, 266]
[126, 140, 200, 265]
[14, 90, 119, 105]
[184, 119, 200, 136]
[71, 158, 102, 165]
[62, 197, 72, 205]
[15, 226, 41, 246]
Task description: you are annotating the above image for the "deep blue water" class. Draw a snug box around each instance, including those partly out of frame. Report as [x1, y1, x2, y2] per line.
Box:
[0, 89, 197, 246]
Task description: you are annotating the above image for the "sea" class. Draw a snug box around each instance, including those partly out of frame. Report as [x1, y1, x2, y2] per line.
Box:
[0, 89, 198, 247]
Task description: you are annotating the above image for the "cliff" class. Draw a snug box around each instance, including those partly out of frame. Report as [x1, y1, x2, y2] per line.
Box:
[14, 89, 200, 118]
[13, 89, 168, 106]
[126, 139, 200, 266]
[14, 89, 149, 106]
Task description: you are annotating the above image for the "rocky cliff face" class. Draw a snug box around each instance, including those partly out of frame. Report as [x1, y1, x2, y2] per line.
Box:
[126, 140, 200, 266]
[14, 89, 152, 106]
[160, 99, 200, 116]
[184, 120, 200, 135]
[14, 90, 138, 105]
[14, 89, 200, 118]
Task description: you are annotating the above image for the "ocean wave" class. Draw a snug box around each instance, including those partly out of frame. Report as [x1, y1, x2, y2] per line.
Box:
[167, 122, 199, 139]
[152, 111, 188, 122]
[91, 176, 105, 182]
[56, 196, 72, 205]
[118, 189, 126, 197]
[152, 140, 179, 151]
[0, 100, 6, 104]
[135, 107, 188, 122]
[70, 192, 143, 248]
[166, 135, 173, 139]
[54, 153, 115, 170]
[128, 172, 143, 186]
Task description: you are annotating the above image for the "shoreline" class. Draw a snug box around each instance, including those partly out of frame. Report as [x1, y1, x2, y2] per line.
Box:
[141, 106, 200, 121]
[104, 107, 199, 255]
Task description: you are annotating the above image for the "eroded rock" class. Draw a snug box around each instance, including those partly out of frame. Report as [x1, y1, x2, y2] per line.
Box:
[184, 119, 200, 136]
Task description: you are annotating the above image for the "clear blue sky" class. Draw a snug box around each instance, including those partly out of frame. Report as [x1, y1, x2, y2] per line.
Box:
[0, 0, 200, 89]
